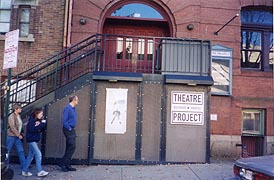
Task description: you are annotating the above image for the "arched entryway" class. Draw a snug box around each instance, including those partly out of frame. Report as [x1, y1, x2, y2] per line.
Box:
[102, 2, 172, 36]
[100, 2, 173, 73]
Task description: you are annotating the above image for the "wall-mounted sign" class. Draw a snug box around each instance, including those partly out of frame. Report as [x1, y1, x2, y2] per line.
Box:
[210, 114, 218, 121]
[3, 29, 19, 69]
[211, 50, 231, 57]
[105, 88, 128, 134]
[171, 91, 204, 125]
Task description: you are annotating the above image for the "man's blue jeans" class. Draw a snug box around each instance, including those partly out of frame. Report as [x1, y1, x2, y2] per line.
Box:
[23, 142, 42, 173]
[6, 136, 26, 169]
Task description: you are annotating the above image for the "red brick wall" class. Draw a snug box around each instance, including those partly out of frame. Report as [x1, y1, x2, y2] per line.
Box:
[211, 69, 274, 136]
[0, 0, 65, 76]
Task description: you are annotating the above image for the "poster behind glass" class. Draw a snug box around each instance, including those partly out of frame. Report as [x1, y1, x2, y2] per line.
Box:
[212, 59, 230, 95]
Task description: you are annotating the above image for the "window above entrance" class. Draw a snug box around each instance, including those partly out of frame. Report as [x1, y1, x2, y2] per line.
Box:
[111, 3, 163, 19]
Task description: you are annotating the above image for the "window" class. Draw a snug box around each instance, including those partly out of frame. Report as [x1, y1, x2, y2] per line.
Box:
[125, 38, 132, 59]
[116, 37, 123, 59]
[269, 32, 273, 68]
[3, 79, 36, 113]
[116, 37, 155, 61]
[19, 6, 30, 37]
[242, 109, 264, 135]
[241, 31, 262, 68]
[147, 39, 153, 60]
[241, 7, 273, 70]
[137, 38, 145, 60]
[116, 37, 133, 59]
[0, 0, 12, 34]
[111, 3, 163, 19]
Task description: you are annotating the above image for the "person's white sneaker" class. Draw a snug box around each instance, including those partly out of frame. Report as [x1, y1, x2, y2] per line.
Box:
[37, 170, 49, 177]
[22, 171, 33, 176]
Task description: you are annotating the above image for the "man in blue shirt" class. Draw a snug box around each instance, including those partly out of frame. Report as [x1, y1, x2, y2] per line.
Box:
[58, 95, 79, 172]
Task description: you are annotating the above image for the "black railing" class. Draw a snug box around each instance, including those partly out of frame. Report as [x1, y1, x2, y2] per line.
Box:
[99, 34, 160, 73]
[1, 34, 101, 113]
[1, 34, 211, 113]
[0, 81, 5, 99]
[97, 34, 210, 75]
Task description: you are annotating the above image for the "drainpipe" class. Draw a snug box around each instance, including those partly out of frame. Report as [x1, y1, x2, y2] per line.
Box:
[63, 0, 69, 48]
[67, 0, 73, 47]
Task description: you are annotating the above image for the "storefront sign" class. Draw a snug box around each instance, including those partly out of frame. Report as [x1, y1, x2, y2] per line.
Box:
[171, 91, 204, 125]
[3, 29, 19, 69]
[105, 88, 128, 134]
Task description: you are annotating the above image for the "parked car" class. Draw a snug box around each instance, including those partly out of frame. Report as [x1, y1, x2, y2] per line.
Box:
[233, 155, 274, 180]
[1, 146, 14, 180]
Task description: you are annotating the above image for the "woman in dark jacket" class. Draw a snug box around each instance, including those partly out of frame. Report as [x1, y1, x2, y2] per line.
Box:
[22, 108, 49, 177]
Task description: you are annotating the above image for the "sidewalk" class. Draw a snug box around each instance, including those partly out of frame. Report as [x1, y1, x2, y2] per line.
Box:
[10, 160, 236, 180]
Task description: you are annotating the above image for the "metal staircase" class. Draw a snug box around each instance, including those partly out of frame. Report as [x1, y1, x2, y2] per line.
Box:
[1, 34, 102, 116]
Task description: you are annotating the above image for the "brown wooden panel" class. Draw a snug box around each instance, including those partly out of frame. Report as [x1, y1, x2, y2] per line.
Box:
[45, 86, 91, 159]
[141, 83, 162, 161]
[93, 81, 138, 160]
[165, 85, 209, 162]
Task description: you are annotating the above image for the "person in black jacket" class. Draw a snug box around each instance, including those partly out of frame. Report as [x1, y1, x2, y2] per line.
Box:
[22, 108, 49, 177]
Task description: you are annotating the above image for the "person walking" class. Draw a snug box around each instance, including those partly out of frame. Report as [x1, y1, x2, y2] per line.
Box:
[6, 103, 29, 175]
[23, 108, 48, 177]
[58, 95, 79, 172]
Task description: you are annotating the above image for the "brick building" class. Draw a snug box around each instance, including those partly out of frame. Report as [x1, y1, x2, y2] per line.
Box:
[0, 0, 66, 75]
[68, 0, 273, 159]
[0, 0, 273, 164]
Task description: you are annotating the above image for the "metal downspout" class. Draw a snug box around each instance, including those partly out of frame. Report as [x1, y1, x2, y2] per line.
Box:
[63, 0, 69, 48]
[67, 0, 73, 47]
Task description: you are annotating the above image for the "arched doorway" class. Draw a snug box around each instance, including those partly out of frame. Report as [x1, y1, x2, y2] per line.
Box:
[103, 2, 171, 36]
[101, 2, 172, 73]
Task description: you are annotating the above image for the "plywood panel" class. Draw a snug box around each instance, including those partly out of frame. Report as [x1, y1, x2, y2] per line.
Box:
[141, 83, 162, 161]
[45, 86, 91, 159]
[165, 85, 209, 162]
[93, 82, 138, 160]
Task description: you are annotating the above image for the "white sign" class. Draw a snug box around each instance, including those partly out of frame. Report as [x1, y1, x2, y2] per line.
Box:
[3, 29, 19, 69]
[210, 114, 218, 121]
[105, 88, 128, 134]
[171, 91, 204, 125]
[211, 50, 231, 57]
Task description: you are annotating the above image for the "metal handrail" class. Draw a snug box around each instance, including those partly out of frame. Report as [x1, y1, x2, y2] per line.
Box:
[1, 34, 100, 113]
[1, 34, 211, 114]
[2, 34, 98, 85]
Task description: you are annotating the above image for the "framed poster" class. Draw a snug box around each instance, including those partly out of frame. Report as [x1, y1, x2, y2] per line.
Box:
[105, 88, 128, 134]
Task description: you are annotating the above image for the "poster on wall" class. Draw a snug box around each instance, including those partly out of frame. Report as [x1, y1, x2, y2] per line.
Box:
[171, 91, 204, 125]
[105, 88, 128, 134]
